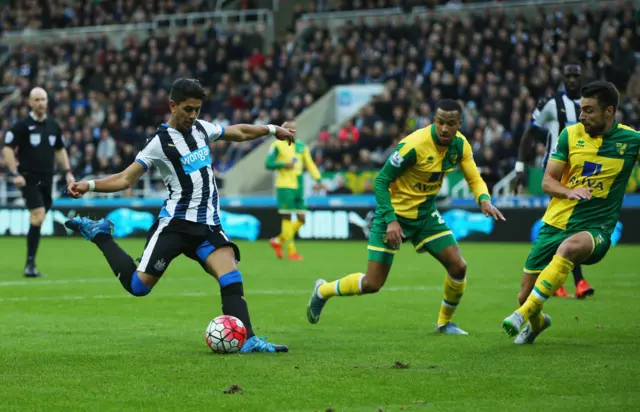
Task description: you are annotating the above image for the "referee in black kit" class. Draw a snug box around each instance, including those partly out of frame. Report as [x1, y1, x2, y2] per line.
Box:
[2, 87, 75, 278]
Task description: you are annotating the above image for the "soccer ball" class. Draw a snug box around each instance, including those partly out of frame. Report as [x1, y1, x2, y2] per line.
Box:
[205, 315, 247, 354]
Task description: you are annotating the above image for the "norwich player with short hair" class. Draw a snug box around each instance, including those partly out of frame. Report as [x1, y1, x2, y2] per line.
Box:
[306, 99, 505, 335]
[265, 122, 323, 261]
[503, 81, 640, 343]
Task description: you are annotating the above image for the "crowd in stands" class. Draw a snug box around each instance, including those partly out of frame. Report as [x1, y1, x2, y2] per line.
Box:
[310, 0, 491, 13]
[0, 0, 211, 32]
[303, 3, 640, 192]
[0, 25, 304, 187]
[0, 1, 639, 197]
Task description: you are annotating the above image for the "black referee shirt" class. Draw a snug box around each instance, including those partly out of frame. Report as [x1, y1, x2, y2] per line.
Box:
[4, 112, 65, 177]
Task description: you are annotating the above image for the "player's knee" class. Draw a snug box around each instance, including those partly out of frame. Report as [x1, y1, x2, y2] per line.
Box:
[30, 209, 45, 226]
[130, 271, 152, 297]
[447, 258, 467, 280]
[556, 238, 585, 261]
[361, 274, 384, 294]
[205, 247, 239, 277]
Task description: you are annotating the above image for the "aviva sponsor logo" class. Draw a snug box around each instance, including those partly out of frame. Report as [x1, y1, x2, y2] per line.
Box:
[180, 146, 211, 174]
[413, 182, 441, 192]
[570, 161, 604, 191]
[413, 172, 444, 192]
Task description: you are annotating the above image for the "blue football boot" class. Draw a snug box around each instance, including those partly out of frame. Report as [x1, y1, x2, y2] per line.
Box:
[65, 216, 114, 241]
[240, 336, 288, 353]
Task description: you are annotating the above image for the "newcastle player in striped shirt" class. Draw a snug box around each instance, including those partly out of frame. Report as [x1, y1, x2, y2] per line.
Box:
[64, 78, 295, 353]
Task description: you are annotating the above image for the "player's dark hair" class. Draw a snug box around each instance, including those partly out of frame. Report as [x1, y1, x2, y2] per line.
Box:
[435, 99, 463, 114]
[169, 78, 206, 104]
[581, 81, 619, 113]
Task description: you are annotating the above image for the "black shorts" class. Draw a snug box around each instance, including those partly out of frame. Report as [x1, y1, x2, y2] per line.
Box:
[136, 217, 240, 277]
[20, 178, 53, 211]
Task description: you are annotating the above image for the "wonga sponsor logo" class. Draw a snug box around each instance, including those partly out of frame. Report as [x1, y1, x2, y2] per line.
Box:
[180, 146, 211, 174]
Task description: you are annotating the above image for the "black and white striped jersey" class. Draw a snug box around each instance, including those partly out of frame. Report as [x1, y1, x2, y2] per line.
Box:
[134, 119, 225, 226]
[531, 91, 581, 168]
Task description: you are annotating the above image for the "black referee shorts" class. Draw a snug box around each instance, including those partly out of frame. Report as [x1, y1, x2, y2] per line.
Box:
[20, 178, 53, 211]
[136, 217, 241, 277]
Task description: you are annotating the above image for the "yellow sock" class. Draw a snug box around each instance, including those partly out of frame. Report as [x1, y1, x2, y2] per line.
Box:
[516, 255, 573, 322]
[288, 220, 304, 254]
[318, 273, 365, 300]
[437, 274, 467, 327]
[530, 311, 547, 331]
[518, 295, 546, 331]
[278, 220, 292, 244]
[291, 220, 304, 235]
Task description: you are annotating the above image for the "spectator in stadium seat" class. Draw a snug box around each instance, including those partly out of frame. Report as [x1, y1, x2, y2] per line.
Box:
[338, 120, 360, 144]
[96, 128, 116, 174]
[627, 65, 640, 101]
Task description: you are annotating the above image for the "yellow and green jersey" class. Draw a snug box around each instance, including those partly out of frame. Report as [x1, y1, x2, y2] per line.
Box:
[375, 124, 491, 223]
[265, 140, 322, 190]
[542, 121, 640, 235]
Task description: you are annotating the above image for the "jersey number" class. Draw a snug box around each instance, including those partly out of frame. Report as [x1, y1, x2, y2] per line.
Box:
[431, 211, 445, 225]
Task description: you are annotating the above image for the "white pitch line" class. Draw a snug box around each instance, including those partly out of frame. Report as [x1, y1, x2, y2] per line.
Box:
[0, 277, 208, 287]
[1, 272, 636, 288]
[0, 278, 117, 287]
[0, 286, 439, 303]
[0, 276, 637, 303]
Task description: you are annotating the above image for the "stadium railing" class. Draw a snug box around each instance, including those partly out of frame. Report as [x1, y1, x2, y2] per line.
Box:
[296, 0, 618, 31]
[0, 9, 275, 51]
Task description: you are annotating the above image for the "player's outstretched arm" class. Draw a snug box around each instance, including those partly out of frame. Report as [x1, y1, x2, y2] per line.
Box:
[67, 161, 146, 198]
[223, 124, 294, 145]
[460, 140, 505, 221]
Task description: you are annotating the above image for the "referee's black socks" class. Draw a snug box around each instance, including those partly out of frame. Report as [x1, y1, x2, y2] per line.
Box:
[219, 270, 255, 338]
[26, 225, 41, 267]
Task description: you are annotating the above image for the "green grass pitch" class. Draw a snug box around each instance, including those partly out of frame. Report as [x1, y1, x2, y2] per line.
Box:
[0, 237, 639, 411]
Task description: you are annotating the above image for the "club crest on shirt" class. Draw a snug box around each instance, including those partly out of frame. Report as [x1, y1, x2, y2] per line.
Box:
[49, 135, 56, 146]
[29, 133, 41, 147]
[449, 154, 458, 164]
[615, 143, 627, 155]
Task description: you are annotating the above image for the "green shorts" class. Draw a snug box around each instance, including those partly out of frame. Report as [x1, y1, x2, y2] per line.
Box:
[367, 209, 457, 265]
[524, 224, 611, 274]
[276, 188, 307, 214]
